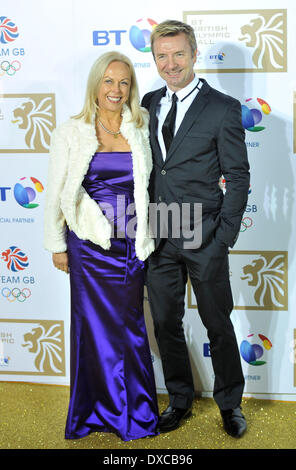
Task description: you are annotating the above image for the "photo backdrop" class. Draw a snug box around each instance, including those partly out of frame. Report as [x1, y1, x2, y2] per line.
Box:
[1, 0, 296, 401]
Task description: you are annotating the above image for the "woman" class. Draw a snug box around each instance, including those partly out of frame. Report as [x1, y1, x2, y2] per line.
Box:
[44, 51, 159, 441]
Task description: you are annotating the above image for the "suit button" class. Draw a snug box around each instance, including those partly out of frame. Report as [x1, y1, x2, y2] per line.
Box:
[161, 169, 166, 175]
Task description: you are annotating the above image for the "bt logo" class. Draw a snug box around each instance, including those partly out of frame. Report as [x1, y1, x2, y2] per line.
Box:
[209, 52, 225, 61]
[93, 18, 157, 52]
[241, 97, 271, 132]
[93, 30, 127, 46]
[240, 333, 272, 366]
[130, 18, 158, 52]
[0, 177, 44, 208]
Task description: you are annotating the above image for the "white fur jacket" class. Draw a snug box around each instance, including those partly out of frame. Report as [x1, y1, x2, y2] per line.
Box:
[43, 105, 155, 261]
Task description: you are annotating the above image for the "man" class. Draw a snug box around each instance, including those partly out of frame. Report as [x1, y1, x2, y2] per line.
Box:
[142, 20, 250, 438]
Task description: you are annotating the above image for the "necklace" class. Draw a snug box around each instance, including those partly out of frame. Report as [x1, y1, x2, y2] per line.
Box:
[97, 119, 121, 139]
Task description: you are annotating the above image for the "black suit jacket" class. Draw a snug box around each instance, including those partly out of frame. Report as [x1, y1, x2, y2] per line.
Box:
[142, 79, 250, 252]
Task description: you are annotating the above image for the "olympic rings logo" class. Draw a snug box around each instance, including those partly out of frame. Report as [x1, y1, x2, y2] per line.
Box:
[240, 217, 253, 232]
[1, 287, 31, 302]
[0, 60, 21, 76]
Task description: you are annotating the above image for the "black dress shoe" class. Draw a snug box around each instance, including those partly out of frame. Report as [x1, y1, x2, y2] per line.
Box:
[158, 405, 192, 433]
[220, 407, 247, 438]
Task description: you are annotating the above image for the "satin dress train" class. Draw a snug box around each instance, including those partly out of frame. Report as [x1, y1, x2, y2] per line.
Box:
[65, 152, 159, 441]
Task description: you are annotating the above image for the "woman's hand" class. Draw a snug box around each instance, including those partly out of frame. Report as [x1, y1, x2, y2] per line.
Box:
[52, 252, 69, 274]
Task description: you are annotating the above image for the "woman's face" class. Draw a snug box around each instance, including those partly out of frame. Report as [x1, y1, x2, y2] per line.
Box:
[97, 61, 131, 114]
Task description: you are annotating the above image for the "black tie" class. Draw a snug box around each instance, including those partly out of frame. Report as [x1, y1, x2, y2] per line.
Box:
[162, 93, 178, 153]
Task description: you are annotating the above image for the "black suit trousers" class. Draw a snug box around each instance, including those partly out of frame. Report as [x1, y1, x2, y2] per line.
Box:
[146, 238, 245, 411]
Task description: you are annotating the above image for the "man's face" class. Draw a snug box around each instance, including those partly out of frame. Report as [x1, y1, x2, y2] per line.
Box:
[153, 33, 197, 92]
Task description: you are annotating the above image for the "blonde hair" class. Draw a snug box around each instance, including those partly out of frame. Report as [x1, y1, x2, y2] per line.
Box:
[151, 20, 197, 58]
[73, 51, 145, 128]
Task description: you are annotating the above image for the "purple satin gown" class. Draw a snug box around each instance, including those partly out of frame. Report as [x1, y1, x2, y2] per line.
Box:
[65, 152, 159, 441]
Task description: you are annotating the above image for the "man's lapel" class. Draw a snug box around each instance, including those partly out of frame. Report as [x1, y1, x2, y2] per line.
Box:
[148, 87, 166, 166]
